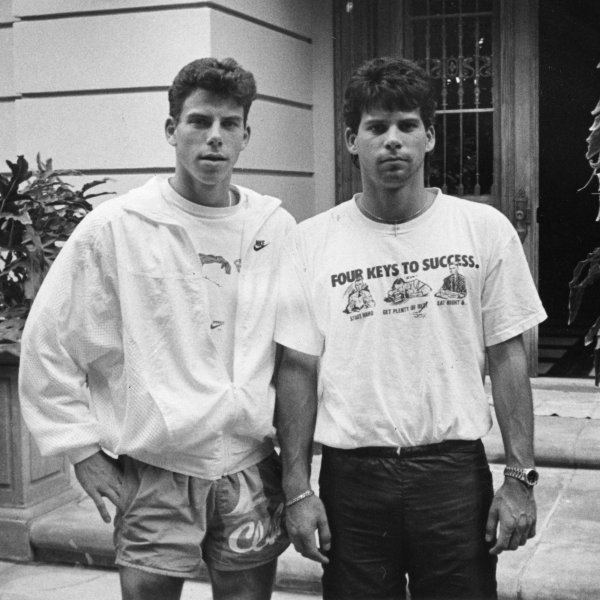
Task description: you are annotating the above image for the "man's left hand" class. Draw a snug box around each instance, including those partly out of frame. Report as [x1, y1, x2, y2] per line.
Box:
[485, 477, 536, 555]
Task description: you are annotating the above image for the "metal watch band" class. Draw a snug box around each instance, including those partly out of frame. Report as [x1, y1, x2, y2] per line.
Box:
[503, 466, 539, 487]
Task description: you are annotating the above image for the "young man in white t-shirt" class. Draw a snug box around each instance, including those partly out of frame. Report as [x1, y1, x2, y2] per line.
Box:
[275, 57, 546, 599]
[19, 58, 294, 600]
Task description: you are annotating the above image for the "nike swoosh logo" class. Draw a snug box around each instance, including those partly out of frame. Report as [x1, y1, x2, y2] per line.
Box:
[253, 240, 270, 251]
[210, 321, 224, 330]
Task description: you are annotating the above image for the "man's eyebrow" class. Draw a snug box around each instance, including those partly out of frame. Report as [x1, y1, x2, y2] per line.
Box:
[363, 117, 387, 125]
[185, 112, 211, 120]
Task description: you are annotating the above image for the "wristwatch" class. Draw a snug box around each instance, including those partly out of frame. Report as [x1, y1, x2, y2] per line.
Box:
[503, 466, 539, 487]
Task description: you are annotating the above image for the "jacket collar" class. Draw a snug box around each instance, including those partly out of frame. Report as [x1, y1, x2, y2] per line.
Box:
[121, 176, 282, 228]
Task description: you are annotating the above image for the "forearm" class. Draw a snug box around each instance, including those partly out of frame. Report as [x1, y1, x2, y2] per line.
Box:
[275, 346, 319, 499]
[487, 334, 535, 467]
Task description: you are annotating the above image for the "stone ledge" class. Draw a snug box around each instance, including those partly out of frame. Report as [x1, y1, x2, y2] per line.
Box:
[483, 414, 600, 468]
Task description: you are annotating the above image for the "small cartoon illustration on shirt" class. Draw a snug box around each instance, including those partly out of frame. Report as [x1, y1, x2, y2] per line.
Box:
[343, 274, 375, 313]
[384, 277, 431, 305]
[199, 253, 232, 287]
[435, 264, 467, 299]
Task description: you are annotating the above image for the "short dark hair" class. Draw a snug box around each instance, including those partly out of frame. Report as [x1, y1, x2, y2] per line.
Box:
[343, 57, 436, 133]
[168, 57, 257, 123]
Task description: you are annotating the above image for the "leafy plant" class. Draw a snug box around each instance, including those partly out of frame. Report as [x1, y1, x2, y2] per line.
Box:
[0, 155, 112, 354]
[568, 63, 600, 383]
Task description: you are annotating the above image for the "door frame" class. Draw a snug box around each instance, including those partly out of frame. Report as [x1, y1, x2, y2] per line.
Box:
[496, 0, 540, 373]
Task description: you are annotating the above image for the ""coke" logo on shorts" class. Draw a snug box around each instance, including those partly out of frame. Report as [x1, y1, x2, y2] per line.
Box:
[228, 503, 284, 553]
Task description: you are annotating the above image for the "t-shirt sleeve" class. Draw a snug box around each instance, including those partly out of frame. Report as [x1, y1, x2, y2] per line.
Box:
[482, 223, 547, 347]
[275, 233, 324, 356]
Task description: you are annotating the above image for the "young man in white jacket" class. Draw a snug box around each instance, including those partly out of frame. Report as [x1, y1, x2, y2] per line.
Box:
[19, 57, 295, 600]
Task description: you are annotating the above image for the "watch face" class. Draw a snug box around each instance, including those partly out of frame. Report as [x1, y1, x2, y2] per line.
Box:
[526, 470, 539, 485]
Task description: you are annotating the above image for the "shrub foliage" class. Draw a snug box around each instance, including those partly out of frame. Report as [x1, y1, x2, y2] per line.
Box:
[0, 155, 112, 353]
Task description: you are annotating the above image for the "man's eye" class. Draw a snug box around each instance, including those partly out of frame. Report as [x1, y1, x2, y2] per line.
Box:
[190, 118, 211, 128]
[369, 124, 386, 133]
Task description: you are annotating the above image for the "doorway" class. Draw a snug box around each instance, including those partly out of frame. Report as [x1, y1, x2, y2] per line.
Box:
[537, 0, 600, 377]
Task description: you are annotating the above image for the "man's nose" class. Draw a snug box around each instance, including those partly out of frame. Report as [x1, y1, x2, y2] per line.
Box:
[207, 121, 223, 146]
[384, 126, 402, 149]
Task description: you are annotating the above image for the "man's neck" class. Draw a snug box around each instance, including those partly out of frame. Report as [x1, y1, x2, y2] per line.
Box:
[360, 180, 431, 224]
[169, 175, 232, 207]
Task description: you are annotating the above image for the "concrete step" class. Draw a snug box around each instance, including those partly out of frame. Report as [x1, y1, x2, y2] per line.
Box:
[484, 377, 600, 468]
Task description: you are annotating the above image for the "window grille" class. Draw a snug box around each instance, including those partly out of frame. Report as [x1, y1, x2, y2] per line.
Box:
[408, 0, 494, 200]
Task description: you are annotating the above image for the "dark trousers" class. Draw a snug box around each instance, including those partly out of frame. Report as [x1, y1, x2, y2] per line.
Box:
[319, 440, 498, 600]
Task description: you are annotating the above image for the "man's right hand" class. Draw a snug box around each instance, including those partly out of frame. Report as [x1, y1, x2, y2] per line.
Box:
[74, 451, 125, 523]
[285, 495, 331, 564]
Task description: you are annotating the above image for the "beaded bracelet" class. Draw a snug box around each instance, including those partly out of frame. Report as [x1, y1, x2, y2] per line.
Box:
[285, 489, 315, 508]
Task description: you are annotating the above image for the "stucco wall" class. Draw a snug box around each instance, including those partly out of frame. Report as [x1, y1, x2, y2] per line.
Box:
[0, 0, 335, 220]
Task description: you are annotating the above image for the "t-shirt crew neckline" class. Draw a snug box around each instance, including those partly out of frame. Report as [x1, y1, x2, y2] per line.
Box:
[350, 188, 441, 234]
[159, 178, 246, 219]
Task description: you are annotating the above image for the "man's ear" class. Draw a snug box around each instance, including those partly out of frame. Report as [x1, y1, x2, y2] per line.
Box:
[165, 117, 177, 147]
[345, 127, 358, 155]
[241, 124, 251, 150]
[426, 125, 436, 154]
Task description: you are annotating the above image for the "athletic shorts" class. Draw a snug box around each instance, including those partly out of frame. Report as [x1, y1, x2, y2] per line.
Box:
[114, 452, 289, 578]
[319, 439, 498, 600]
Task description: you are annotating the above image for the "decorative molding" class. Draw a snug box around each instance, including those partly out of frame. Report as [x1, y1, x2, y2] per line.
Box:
[19, 90, 312, 112]
[21, 86, 167, 99]
[257, 94, 312, 111]
[52, 167, 313, 177]
[17, 2, 312, 44]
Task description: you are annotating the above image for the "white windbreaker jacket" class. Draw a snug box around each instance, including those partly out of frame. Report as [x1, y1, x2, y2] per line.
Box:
[19, 177, 295, 479]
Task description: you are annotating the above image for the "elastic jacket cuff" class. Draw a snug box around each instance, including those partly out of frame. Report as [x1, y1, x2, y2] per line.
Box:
[67, 444, 103, 465]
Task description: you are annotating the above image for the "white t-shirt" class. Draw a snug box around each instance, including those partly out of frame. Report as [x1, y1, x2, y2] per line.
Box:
[275, 189, 547, 449]
[160, 179, 245, 378]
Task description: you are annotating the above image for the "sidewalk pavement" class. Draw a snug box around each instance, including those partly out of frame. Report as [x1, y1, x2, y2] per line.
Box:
[2, 377, 600, 599]
[0, 561, 315, 600]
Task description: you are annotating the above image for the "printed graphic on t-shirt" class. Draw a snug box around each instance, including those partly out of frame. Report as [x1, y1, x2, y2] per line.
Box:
[330, 253, 479, 320]
[343, 275, 376, 314]
[199, 253, 233, 286]
[435, 265, 467, 301]
[198, 252, 240, 335]
[384, 277, 431, 305]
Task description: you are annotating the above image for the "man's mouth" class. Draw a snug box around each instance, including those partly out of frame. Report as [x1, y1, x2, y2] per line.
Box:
[380, 156, 406, 164]
[200, 155, 227, 162]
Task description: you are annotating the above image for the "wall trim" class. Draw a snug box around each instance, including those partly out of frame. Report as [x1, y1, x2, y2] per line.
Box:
[49, 167, 314, 177]
[258, 95, 312, 111]
[21, 87, 168, 99]
[234, 168, 313, 177]
[19, 89, 312, 111]
[16, 2, 312, 44]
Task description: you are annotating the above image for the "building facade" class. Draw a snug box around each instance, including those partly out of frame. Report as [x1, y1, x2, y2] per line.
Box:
[2, 0, 600, 368]
[0, 0, 336, 221]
